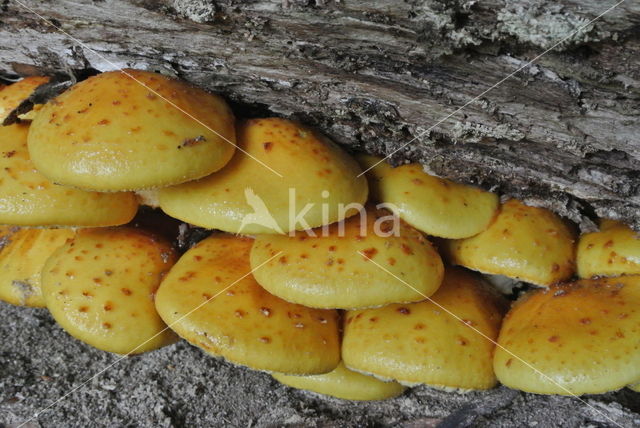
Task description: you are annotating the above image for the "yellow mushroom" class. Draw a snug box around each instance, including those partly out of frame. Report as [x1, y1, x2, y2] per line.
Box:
[0, 226, 74, 307]
[577, 219, 640, 279]
[250, 208, 444, 309]
[0, 123, 138, 227]
[155, 235, 341, 374]
[41, 228, 178, 354]
[357, 155, 499, 239]
[443, 199, 576, 287]
[0, 75, 50, 121]
[629, 383, 640, 392]
[272, 362, 405, 401]
[28, 69, 236, 191]
[158, 118, 368, 234]
[494, 275, 640, 395]
[342, 267, 506, 390]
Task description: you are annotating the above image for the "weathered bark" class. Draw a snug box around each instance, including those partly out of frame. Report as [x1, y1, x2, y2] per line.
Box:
[2, 2, 640, 427]
[1, 0, 639, 230]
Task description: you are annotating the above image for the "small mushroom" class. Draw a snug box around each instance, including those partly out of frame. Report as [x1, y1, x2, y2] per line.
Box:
[443, 199, 576, 287]
[0, 123, 138, 226]
[272, 362, 405, 401]
[41, 228, 178, 354]
[0, 76, 50, 121]
[494, 275, 640, 395]
[342, 267, 507, 390]
[27, 69, 236, 191]
[158, 118, 368, 234]
[577, 219, 640, 279]
[155, 235, 341, 374]
[358, 155, 499, 239]
[250, 208, 444, 309]
[0, 227, 74, 307]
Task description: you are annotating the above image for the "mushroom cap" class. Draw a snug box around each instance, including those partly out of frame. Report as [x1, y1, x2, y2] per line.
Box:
[494, 275, 640, 395]
[27, 69, 236, 191]
[358, 155, 499, 239]
[629, 382, 640, 392]
[250, 208, 444, 309]
[158, 118, 368, 234]
[577, 219, 640, 279]
[0, 227, 74, 307]
[443, 199, 576, 286]
[272, 361, 405, 401]
[155, 234, 341, 374]
[41, 228, 178, 354]
[342, 267, 506, 390]
[0, 123, 138, 227]
[0, 76, 50, 121]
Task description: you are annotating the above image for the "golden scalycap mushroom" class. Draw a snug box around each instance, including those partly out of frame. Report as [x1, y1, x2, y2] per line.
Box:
[358, 155, 499, 239]
[494, 276, 640, 395]
[0, 227, 74, 307]
[342, 267, 506, 390]
[250, 208, 444, 309]
[155, 235, 341, 374]
[272, 362, 405, 401]
[0, 76, 50, 121]
[0, 123, 138, 227]
[158, 118, 368, 234]
[41, 228, 178, 354]
[577, 219, 640, 278]
[28, 69, 236, 191]
[444, 199, 576, 286]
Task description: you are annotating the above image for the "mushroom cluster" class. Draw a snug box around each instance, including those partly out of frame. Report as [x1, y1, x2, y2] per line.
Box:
[1, 70, 638, 401]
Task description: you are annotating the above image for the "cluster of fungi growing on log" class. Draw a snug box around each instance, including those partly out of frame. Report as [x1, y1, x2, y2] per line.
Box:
[0, 70, 639, 400]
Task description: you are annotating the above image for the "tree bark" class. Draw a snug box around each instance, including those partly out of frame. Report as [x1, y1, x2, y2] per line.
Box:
[1, 0, 639, 230]
[2, 2, 640, 427]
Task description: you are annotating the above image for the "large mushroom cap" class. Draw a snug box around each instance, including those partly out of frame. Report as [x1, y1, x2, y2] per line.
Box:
[494, 275, 640, 395]
[0, 226, 74, 307]
[342, 267, 506, 390]
[358, 155, 499, 239]
[41, 228, 178, 354]
[444, 199, 576, 286]
[27, 69, 236, 191]
[272, 362, 405, 401]
[0, 123, 138, 227]
[158, 118, 368, 234]
[250, 208, 444, 309]
[155, 235, 341, 374]
[0, 76, 50, 121]
[577, 219, 640, 278]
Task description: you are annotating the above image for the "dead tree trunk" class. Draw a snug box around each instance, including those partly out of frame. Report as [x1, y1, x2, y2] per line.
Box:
[2, 2, 640, 427]
[1, 0, 639, 230]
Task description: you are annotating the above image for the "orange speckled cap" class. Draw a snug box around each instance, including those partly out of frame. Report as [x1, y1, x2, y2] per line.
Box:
[0, 76, 50, 121]
[158, 118, 368, 234]
[155, 235, 341, 374]
[41, 227, 178, 354]
[494, 275, 640, 395]
[0, 227, 75, 307]
[27, 69, 236, 191]
[272, 362, 405, 401]
[358, 154, 499, 239]
[444, 199, 576, 287]
[250, 208, 444, 309]
[342, 267, 506, 390]
[577, 219, 640, 278]
[0, 123, 138, 227]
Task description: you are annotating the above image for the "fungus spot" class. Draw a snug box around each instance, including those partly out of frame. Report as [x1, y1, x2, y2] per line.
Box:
[121, 288, 132, 296]
[397, 307, 410, 315]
